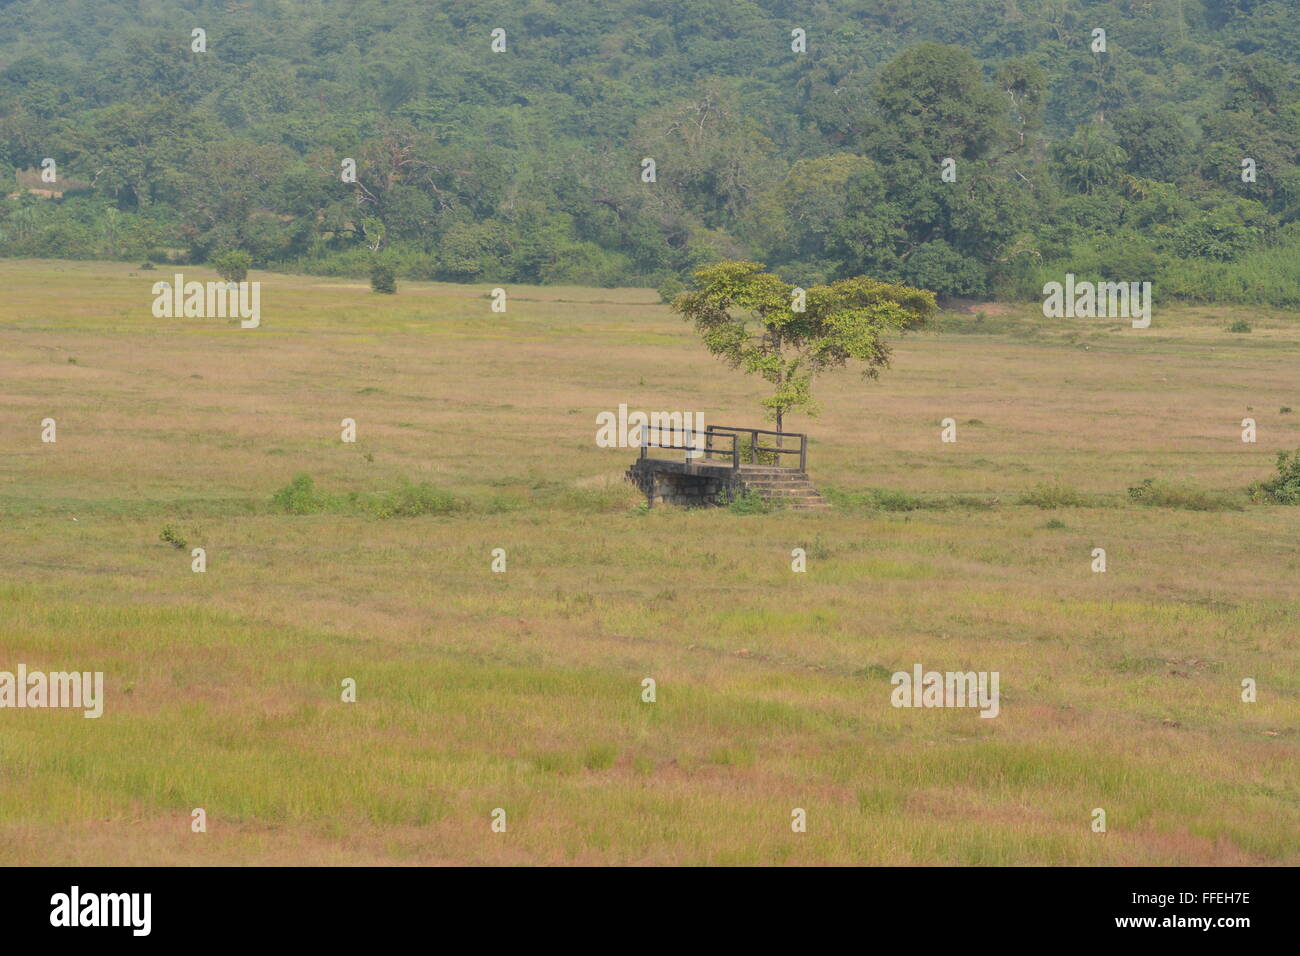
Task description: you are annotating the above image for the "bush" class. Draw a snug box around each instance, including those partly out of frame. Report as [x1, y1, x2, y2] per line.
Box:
[1019, 481, 1088, 509]
[370, 261, 397, 294]
[212, 249, 252, 283]
[657, 276, 685, 304]
[1249, 448, 1300, 504]
[1127, 478, 1242, 511]
[370, 482, 460, 518]
[1226, 319, 1252, 333]
[270, 474, 331, 514]
[159, 524, 187, 549]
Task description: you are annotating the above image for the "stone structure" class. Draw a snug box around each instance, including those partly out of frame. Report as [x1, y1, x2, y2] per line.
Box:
[625, 424, 830, 510]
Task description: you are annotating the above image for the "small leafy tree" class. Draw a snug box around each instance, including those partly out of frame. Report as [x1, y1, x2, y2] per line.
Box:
[212, 249, 252, 283]
[671, 260, 936, 433]
[370, 260, 397, 294]
[1250, 447, 1300, 504]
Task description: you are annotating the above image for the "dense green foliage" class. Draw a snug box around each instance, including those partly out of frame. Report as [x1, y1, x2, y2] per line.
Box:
[1250, 447, 1300, 503]
[672, 260, 935, 428]
[0, 0, 1297, 303]
[211, 248, 251, 283]
[369, 260, 397, 294]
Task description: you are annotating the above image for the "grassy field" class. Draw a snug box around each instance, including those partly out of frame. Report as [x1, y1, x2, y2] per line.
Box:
[1, 258, 1297, 865]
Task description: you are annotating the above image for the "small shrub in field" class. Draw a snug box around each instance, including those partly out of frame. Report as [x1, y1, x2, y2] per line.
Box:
[1019, 481, 1088, 509]
[1226, 319, 1252, 333]
[270, 474, 330, 514]
[139, 261, 155, 270]
[212, 249, 252, 284]
[370, 262, 397, 294]
[1280, 406, 1293, 414]
[1249, 448, 1300, 504]
[1127, 478, 1241, 511]
[370, 482, 459, 518]
[159, 524, 187, 549]
[726, 489, 778, 514]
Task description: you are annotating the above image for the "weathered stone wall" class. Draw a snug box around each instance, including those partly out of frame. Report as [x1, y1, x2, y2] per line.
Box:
[625, 460, 740, 507]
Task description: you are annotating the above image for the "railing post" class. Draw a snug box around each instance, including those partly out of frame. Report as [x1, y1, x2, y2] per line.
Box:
[750, 430, 758, 465]
[799, 434, 807, 472]
[640, 423, 647, 459]
[731, 433, 738, 471]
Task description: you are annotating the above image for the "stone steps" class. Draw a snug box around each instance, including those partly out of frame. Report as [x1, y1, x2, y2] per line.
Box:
[736, 470, 831, 511]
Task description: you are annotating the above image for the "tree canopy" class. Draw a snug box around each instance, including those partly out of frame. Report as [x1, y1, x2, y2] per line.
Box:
[0, 0, 1297, 305]
[672, 260, 936, 430]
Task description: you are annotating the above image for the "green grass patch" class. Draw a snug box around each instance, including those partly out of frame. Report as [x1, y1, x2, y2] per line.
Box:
[1127, 478, 1244, 511]
[1019, 481, 1090, 509]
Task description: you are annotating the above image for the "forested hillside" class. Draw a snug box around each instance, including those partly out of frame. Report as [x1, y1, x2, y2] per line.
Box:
[0, 0, 1297, 304]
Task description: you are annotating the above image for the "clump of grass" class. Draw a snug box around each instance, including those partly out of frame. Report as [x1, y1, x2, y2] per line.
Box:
[581, 745, 618, 771]
[1226, 319, 1252, 333]
[1042, 518, 1068, 529]
[725, 489, 782, 514]
[1127, 478, 1242, 511]
[823, 486, 992, 512]
[1019, 481, 1089, 509]
[270, 473, 625, 519]
[370, 481, 461, 518]
[159, 524, 187, 549]
[801, 535, 831, 559]
[867, 488, 930, 511]
[1249, 448, 1300, 504]
[1281, 406, 1293, 415]
[270, 473, 460, 518]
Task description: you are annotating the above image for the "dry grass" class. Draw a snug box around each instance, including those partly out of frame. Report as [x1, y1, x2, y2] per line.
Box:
[0, 259, 1297, 865]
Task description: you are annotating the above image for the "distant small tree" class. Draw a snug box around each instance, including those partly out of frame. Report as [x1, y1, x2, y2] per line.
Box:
[671, 260, 936, 433]
[212, 249, 252, 283]
[370, 261, 397, 294]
